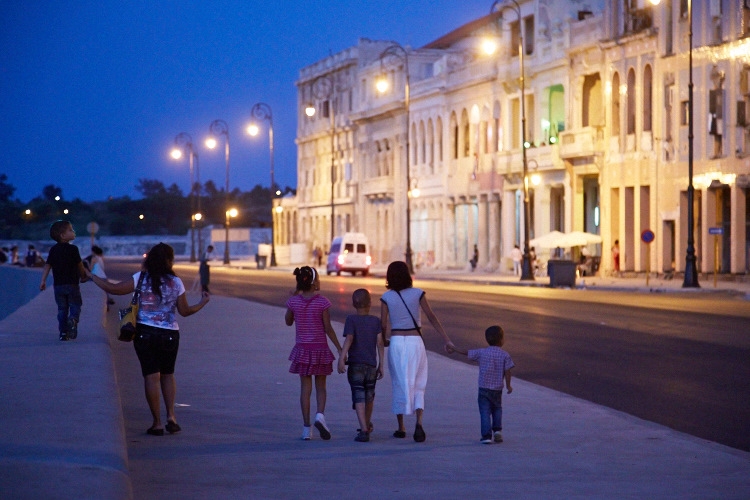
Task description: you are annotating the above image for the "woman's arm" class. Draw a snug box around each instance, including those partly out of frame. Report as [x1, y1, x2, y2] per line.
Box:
[176, 291, 210, 317]
[89, 274, 135, 295]
[380, 303, 391, 346]
[419, 295, 455, 352]
[322, 309, 342, 352]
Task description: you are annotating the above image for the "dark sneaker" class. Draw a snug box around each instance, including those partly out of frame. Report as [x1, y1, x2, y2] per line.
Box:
[67, 318, 78, 339]
[59, 333, 69, 341]
[355, 430, 370, 442]
[493, 431, 503, 443]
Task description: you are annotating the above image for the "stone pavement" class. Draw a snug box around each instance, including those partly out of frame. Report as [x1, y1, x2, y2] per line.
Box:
[1, 265, 749, 499]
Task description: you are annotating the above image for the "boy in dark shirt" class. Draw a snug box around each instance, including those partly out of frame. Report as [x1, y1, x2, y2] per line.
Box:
[337, 288, 384, 442]
[40, 220, 88, 341]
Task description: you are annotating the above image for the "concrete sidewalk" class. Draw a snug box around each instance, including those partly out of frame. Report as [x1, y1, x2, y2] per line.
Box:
[1, 266, 749, 499]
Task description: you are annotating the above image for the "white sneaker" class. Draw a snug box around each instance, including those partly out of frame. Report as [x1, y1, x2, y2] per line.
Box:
[480, 437, 492, 444]
[301, 426, 312, 440]
[314, 413, 331, 440]
[493, 431, 503, 443]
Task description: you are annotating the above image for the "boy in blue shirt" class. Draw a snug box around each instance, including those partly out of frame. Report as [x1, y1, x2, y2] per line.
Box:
[338, 289, 384, 442]
[40, 220, 89, 341]
[455, 325, 514, 443]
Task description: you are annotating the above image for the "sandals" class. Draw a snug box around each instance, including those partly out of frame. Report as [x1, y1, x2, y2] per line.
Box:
[393, 430, 406, 438]
[165, 421, 181, 434]
[413, 424, 426, 442]
[146, 427, 164, 436]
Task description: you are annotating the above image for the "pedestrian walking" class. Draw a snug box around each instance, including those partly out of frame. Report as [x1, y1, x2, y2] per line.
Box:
[87, 243, 210, 436]
[285, 266, 343, 440]
[39, 220, 89, 341]
[198, 245, 214, 293]
[380, 261, 456, 442]
[470, 244, 479, 272]
[453, 325, 514, 444]
[337, 288, 384, 442]
[88, 245, 115, 309]
[510, 245, 522, 276]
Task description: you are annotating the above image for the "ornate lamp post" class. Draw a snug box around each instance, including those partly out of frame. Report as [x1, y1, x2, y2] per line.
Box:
[304, 75, 341, 244]
[491, 0, 534, 281]
[376, 42, 414, 274]
[206, 119, 231, 264]
[171, 132, 201, 262]
[248, 102, 277, 267]
[681, 0, 699, 287]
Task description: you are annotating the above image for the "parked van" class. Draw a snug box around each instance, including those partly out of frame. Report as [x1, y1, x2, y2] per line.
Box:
[326, 232, 371, 276]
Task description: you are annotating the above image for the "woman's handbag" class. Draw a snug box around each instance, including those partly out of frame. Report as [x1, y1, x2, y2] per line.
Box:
[118, 272, 146, 342]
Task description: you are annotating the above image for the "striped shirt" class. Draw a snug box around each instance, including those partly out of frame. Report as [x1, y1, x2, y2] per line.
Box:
[286, 294, 331, 344]
[468, 346, 514, 391]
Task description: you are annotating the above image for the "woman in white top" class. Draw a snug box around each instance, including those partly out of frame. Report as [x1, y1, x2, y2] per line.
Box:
[88, 243, 210, 436]
[380, 261, 455, 442]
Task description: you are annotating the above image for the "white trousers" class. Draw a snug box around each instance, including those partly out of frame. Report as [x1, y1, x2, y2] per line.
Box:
[387, 336, 428, 415]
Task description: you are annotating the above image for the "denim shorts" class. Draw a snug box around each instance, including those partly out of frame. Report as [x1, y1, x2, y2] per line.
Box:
[347, 363, 377, 406]
[133, 324, 180, 376]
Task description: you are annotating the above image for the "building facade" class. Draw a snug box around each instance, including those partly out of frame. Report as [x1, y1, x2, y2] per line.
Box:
[276, 0, 750, 276]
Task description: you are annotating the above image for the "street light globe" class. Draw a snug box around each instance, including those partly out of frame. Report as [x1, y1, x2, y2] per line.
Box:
[63, 208, 69, 214]
[275, 205, 283, 214]
[275, 189, 282, 196]
[24, 209, 31, 215]
[227, 208, 238, 218]
[194, 213, 202, 221]
[481, 38, 497, 56]
[305, 104, 316, 117]
[54, 195, 61, 201]
[205, 137, 217, 149]
[375, 77, 389, 94]
[247, 124, 259, 137]
[531, 173, 541, 186]
[139, 214, 144, 220]
[171, 149, 183, 160]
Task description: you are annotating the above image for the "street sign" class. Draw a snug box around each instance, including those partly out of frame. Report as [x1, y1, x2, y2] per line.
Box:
[708, 227, 723, 235]
[641, 229, 655, 244]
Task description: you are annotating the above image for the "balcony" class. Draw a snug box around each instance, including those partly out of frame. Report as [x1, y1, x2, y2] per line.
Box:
[558, 127, 603, 159]
[361, 176, 394, 199]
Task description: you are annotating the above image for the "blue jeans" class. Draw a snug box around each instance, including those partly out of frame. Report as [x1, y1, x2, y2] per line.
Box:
[478, 387, 503, 439]
[53, 284, 82, 334]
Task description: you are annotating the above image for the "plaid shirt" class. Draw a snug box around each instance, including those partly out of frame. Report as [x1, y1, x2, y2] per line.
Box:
[468, 346, 514, 391]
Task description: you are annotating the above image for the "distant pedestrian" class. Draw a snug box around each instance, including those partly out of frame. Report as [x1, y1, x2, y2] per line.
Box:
[337, 288, 384, 442]
[39, 220, 89, 341]
[612, 240, 620, 275]
[87, 243, 210, 436]
[25, 245, 39, 267]
[453, 325, 514, 444]
[89, 246, 115, 309]
[380, 261, 456, 442]
[198, 245, 214, 293]
[470, 244, 479, 272]
[510, 245, 522, 276]
[10, 245, 20, 265]
[285, 266, 343, 441]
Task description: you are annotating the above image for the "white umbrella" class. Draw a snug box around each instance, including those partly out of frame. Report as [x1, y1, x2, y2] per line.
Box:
[560, 231, 602, 247]
[529, 231, 566, 249]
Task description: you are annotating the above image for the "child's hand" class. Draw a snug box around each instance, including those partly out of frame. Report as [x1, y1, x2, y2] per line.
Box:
[337, 358, 346, 374]
[39, 282, 46, 291]
[376, 366, 383, 380]
[506, 385, 513, 394]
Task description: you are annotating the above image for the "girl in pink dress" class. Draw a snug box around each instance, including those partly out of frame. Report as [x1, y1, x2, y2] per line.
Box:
[285, 266, 342, 440]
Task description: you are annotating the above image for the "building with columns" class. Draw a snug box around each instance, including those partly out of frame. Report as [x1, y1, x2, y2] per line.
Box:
[275, 0, 749, 277]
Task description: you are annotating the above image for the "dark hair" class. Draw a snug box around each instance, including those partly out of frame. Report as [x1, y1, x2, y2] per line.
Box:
[143, 243, 175, 299]
[49, 220, 71, 242]
[485, 325, 504, 346]
[385, 261, 412, 291]
[293, 266, 317, 292]
[91, 245, 104, 256]
[352, 288, 371, 308]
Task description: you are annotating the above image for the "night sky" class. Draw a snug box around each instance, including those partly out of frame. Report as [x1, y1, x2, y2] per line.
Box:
[0, 0, 492, 203]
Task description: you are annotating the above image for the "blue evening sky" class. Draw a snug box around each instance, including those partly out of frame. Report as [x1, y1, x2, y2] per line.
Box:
[0, 0, 493, 203]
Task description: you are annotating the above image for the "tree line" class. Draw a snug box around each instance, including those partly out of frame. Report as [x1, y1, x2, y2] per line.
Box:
[0, 174, 291, 240]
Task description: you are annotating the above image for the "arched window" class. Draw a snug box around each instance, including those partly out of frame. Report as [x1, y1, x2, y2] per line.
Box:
[627, 68, 636, 134]
[450, 112, 458, 159]
[411, 122, 418, 166]
[419, 121, 426, 165]
[612, 72, 620, 136]
[427, 118, 435, 173]
[436, 116, 444, 164]
[643, 64, 653, 132]
[493, 101, 502, 152]
[461, 109, 470, 157]
[384, 139, 390, 176]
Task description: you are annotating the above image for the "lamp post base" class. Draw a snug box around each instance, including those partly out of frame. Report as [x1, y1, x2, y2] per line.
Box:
[682, 256, 700, 288]
[520, 255, 535, 281]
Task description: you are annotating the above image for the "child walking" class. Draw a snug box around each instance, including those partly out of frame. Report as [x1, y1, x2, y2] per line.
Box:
[454, 325, 514, 444]
[39, 220, 89, 341]
[337, 289, 384, 442]
[285, 266, 342, 440]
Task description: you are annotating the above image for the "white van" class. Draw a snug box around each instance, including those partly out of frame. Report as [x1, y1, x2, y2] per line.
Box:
[326, 232, 371, 276]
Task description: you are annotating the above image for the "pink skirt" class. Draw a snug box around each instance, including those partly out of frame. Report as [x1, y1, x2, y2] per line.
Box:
[289, 342, 334, 376]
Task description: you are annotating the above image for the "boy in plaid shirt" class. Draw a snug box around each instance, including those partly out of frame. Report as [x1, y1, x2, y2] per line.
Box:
[454, 325, 514, 443]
